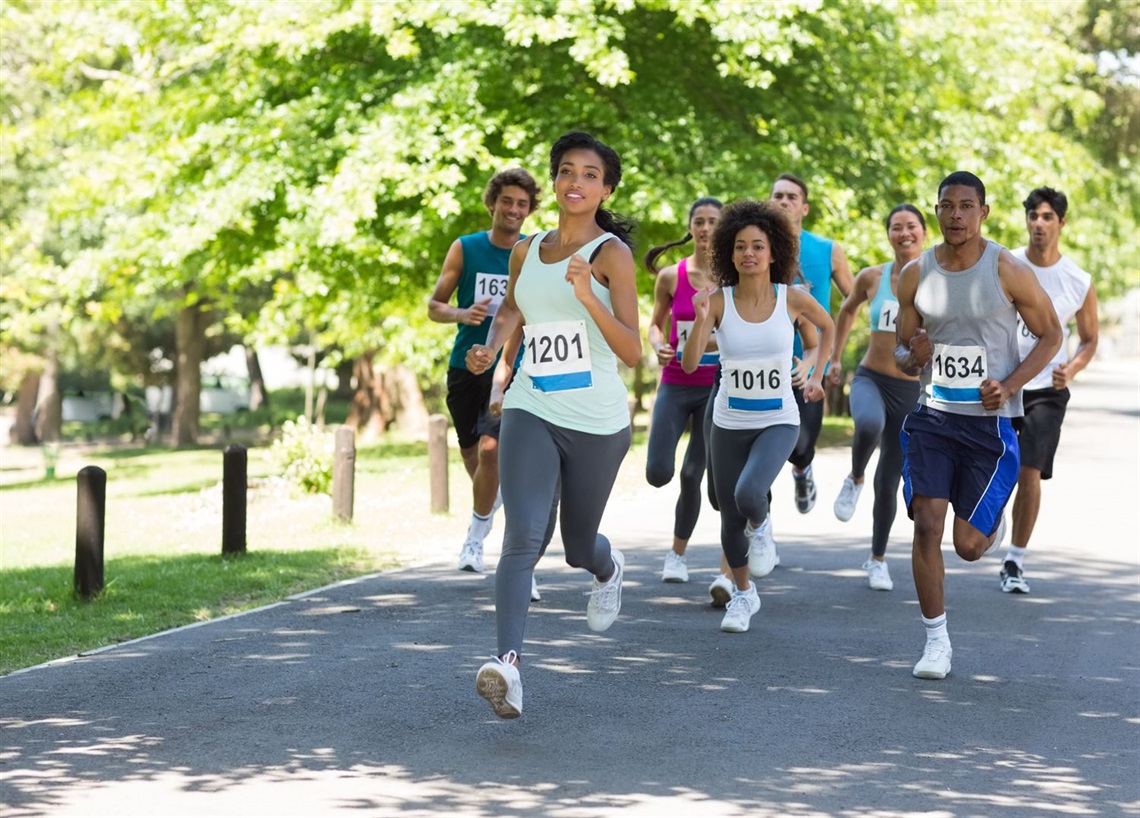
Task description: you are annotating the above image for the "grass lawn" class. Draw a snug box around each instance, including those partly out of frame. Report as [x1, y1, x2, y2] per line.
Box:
[0, 413, 853, 675]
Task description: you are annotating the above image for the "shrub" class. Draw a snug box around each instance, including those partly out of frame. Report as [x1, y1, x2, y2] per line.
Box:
[270, 417, 333, 494]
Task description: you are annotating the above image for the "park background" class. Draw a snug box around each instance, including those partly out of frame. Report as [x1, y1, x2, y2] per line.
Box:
[1, 0, 1138, 673]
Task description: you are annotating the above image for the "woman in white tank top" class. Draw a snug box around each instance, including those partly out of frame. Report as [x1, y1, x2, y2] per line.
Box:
[682, 200, 835, 634]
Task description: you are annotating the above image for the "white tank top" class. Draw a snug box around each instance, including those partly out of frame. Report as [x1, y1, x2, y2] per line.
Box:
[712, 284, 800, 430]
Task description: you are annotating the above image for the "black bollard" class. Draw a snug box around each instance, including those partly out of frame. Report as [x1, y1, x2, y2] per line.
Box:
[332, 426, 355, 522]
[75, 466, 106, 599]
[222, 445, 247, 555]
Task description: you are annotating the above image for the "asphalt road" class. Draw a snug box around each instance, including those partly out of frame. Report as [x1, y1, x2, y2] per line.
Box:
[3, 360, 1137, 818]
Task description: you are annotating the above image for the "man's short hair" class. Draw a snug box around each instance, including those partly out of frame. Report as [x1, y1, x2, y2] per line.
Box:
[774, 172, 809, 202]
[938, 171, 986, 205]
[1023, 186, 1068, 219]
[483, 168, 541, 214]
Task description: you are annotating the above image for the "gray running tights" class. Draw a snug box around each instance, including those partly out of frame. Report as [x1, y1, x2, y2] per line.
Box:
[709, 423, 799, 569]
[848, 366, 921, 557]
[496, 408, 630, 657]
[646, 382, 712, 541]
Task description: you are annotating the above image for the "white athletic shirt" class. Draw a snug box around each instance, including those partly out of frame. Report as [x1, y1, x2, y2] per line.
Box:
[1011, 247, 1093, 392]
[712, 284, 800, 430]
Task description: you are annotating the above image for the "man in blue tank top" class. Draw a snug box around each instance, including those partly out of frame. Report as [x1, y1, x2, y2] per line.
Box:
[428, 169, 540, 575]
[771, 173, 854, 514]
[894, 171, 1061, 681]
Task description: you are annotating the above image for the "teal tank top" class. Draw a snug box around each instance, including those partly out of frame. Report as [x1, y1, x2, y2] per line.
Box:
[502, 231, 631, 434]
[448, 232, 519, 369]
[867, 262, 900, 334]
[793, 229, 833, 360]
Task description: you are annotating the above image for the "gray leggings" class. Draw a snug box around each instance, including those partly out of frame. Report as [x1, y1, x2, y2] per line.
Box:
[646, 382, 712, 541]
[709, 423, 799, 569]
[496, 408, 630, 657]
[848, 366, 921, 557]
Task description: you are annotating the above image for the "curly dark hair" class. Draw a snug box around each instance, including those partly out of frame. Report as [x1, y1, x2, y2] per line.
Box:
[709, 200, 800, 288]
[483, 168, 541, 214]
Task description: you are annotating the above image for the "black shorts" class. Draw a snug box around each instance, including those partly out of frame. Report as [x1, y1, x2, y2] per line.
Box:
[445, 367, 501, 450]
[1013, 387, 1070, 480]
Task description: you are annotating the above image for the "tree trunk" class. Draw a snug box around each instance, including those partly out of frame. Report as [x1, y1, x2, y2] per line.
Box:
[172, 301, 206, 446]
[388, 364, 429, 437]
[34, 340, 62, 444]
[333, 358, 355, 400]
[12, 370, 40, 445]
[344, 351, 387, 442]
[244, 346, 270, 411]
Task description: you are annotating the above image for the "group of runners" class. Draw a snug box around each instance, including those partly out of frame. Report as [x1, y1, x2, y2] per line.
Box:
[428, 131, 1099, 718]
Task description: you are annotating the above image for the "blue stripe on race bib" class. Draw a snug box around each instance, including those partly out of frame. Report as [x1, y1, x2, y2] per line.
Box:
[727, 397, 783, 411]
[530, 372, 594, 393]
[677, 351, 720, 366]
[931, 385, 981, 402]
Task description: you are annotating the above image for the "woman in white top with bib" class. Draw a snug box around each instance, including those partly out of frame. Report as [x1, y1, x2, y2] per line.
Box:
[465, 131, 641, 719]
[683, 200, 834, 633]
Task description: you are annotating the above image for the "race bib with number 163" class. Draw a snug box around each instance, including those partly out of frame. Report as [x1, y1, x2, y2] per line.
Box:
[523, 320, 593, 393]
[474, 272, 509, 311]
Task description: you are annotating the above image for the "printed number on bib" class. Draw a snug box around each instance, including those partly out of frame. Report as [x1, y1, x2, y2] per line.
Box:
[474, 272, 509, 311]
[523, 320, 593, 393]
[878, 300, 899, 333]
[723, 358, 786, 411]
[674, 320, 719, 366]
[930, 344, 986, 403]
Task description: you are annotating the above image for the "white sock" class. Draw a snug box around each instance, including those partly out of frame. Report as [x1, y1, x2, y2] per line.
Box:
[469, 511, 492, 540]
[922, 613, 949, 644]
[1006, 544, 1027, 569]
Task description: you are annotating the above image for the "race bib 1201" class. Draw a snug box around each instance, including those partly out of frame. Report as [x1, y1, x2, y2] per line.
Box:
[523, 320, 593, 393]
[474, 272, 509, 311]
[674, 320, 719, 366]
[723, 358, 787, 411]
[929, 343, 986, 403]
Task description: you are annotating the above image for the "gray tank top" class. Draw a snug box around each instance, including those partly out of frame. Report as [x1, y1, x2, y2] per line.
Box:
[914, 241, 1022, 417]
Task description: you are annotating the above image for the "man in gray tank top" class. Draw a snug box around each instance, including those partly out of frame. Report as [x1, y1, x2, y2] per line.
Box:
[893, 171, 1062, 680]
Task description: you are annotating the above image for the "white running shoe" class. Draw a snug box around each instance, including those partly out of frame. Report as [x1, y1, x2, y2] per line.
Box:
[530, 574, 541, 602]
[458, 538, 484, 573]
[586, 548, 624, 632]
[720, 582, 761, 633]
[834, 476, 863, 522]
[999, 561, 1030, 594]
[662, 552, 689, 583]
[863, 559, 893, 591]
[912, 640, 952, 679]
[746, 519, 778, 578]
[476, 652, 522, 719]
[984, 514, 1006, 557]
[708, 575, 733, 609]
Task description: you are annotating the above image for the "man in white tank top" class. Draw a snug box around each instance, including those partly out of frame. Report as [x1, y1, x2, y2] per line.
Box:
[1002, 187, 1099, 595]
[894, 171, 1062, 680]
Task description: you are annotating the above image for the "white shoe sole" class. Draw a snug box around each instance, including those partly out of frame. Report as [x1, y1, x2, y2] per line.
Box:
[475, 667, 520, 719]
[720, 619, 751, 633]
[912, 664, 951, 680]
[662, 572, 689, 583]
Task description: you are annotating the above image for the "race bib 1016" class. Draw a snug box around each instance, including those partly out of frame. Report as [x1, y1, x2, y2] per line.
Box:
[723, 358, 787, 411]
[877, 299, 899, 333]
[929, 343, 986, 403]
[674, 320, 719, 366]
[474, 272, 509, 311]
[523, 320, 593, 393]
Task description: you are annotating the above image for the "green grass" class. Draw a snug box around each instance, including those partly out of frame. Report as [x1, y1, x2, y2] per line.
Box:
[0, 549, 386, 675]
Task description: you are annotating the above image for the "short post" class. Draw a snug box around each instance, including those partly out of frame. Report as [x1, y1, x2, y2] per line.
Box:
[428, 413, 449, 514]
[332, 425, 355, 522]
[74, 466, 106, 599]
[222, 445, 247, 555]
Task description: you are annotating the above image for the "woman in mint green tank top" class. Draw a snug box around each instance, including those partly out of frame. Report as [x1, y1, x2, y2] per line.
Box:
[464, 131, 641, 720]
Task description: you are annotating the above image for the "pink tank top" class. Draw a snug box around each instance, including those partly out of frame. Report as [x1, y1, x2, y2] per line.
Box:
[661, 257, 717, 387]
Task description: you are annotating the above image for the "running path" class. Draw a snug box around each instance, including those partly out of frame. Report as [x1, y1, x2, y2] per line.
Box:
[2, 360, 1136, 818]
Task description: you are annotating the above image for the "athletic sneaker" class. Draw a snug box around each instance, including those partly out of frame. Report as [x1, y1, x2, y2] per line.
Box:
[475, 651, 522, 719]
[662, 552, 689, 583]
[586, 548, 624, 632]
[793, 467, 817, 514]
[708, 575, 733, 608]
[746, 518, 778, 578]
[720, 582, 761, 633]
[530, 574, 541, 602]
[863, 559, 893, 591]
[912, 640, 952, 679]
[458, 538, 484, 573]
[834, 477, 863, 522]
[984, 514, 1007, 557]
[1000, 561, 1030, 594]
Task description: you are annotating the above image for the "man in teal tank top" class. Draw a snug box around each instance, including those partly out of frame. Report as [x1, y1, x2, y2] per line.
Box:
[771, 173, 854, 513]
[428, 168, 540, 574]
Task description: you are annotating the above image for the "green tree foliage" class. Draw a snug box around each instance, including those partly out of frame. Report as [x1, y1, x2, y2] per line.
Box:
[2, 0, 1136, 414]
